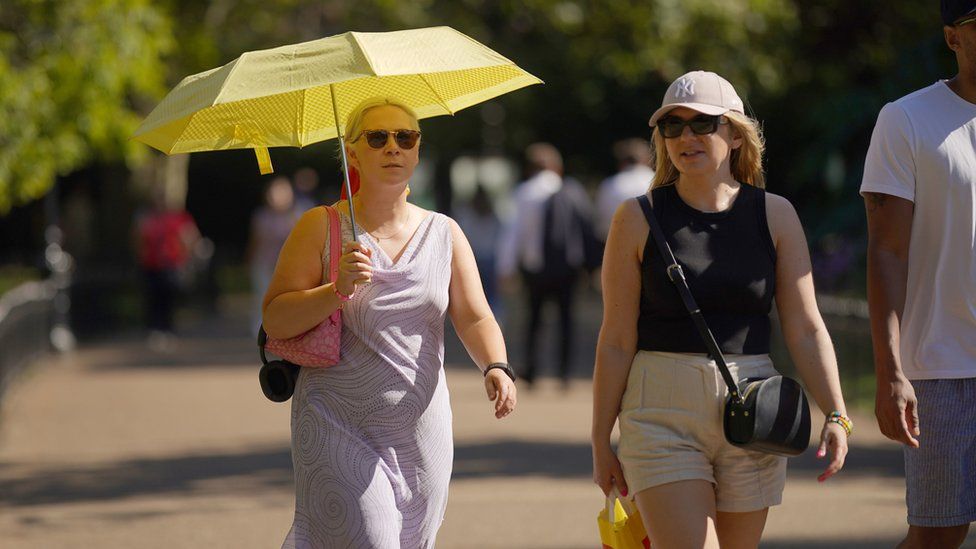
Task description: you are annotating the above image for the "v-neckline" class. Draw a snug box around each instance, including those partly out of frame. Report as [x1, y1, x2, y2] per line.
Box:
[348, 210, 433, 269]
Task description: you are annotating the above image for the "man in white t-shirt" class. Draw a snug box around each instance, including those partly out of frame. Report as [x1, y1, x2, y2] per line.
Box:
[860, 2, 976, 546]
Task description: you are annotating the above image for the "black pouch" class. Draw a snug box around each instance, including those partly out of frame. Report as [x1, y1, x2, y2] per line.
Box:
[723, 376, 811, 456]
[258, 327, 301, 402]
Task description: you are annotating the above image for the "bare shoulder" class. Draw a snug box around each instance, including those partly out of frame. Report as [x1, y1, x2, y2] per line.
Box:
[765, 189, 800, 227]
[439, 209, 463, 233]
[607, 196, 651, 260]
[439, 210, 471, 254]
[293, 206, 329, 240]
[764, 191, 798, 219]
[613, 195, 651, 235]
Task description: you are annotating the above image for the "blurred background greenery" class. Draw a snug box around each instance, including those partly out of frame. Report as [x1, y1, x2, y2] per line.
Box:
[0, 0, 955, 406]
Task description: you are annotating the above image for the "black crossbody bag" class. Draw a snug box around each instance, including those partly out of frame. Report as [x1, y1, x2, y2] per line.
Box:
[637, 195, 810, 457]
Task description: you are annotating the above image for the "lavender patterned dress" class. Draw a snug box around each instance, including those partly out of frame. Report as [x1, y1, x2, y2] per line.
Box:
[282, 209, 454, 549]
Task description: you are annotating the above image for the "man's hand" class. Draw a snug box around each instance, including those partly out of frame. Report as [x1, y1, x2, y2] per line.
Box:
[875, 376, 920, 447]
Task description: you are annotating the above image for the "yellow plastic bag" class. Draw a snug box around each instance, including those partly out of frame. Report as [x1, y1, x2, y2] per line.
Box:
[597, 489, 651, 549]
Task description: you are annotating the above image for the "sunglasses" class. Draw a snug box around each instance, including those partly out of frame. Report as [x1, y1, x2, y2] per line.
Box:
[356, 129, 422, 150]
[955, 14, 976, 27]
[657, 114, 726, 139]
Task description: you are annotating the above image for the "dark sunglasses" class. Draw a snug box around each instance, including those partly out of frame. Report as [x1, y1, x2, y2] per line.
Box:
[657, 114, 726, 139]
[356, 129, 422, 150]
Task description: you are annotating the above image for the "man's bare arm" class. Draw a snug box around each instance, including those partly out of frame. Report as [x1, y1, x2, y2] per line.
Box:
[863, 192, 919, 446]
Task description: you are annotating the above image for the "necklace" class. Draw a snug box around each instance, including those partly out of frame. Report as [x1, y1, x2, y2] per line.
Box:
[363, 210, 412, 240]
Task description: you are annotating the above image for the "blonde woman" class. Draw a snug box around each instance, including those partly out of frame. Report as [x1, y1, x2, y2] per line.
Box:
[591, 71, 850, 548]
[263, 98, 517, 548]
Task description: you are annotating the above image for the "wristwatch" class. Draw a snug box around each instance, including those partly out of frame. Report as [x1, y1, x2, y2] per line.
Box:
[484, 362, 516, 382]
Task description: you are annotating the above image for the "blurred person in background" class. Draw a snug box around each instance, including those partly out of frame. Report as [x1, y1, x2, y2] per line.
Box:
[497, 142, 597, 388]
[133, 186, 201, 351]
[454, 183, 503, 316]
[262, 98, 516, 548]
[592, 71, 850, 549]
[292, 166, 322, 211]
[246, 176, 300, 336]
[595, 138, 654, 243]
[861, 2, 976, 546]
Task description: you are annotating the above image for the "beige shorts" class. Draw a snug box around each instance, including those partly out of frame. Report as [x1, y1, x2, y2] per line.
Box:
[617, 351, 787, 513]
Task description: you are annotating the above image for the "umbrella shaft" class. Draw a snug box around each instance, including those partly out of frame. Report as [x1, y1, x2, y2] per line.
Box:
[330, 84, 359, 240]
[336, 135, 359, 240]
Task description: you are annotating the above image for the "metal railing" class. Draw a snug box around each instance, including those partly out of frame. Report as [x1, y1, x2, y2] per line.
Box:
[0, 227, 75, 403]
[0, 280, 56, 402]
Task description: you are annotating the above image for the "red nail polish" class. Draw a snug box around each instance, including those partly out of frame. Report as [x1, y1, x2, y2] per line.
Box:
[621, 488, 628, 497]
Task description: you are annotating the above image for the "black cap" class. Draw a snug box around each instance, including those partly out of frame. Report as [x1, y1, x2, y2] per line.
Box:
[942, 0, 976, 25]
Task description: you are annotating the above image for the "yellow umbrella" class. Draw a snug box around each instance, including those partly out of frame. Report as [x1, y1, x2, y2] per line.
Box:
[133, 26, 542, 235]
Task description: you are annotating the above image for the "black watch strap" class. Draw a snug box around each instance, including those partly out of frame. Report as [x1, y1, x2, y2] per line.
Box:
[484, 362, 516, 382]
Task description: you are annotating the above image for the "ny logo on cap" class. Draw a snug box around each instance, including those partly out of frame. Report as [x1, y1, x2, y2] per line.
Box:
[675, 77, 695, 97]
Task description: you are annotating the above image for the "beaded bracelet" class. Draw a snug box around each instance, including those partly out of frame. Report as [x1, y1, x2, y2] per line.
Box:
[826, 411, 853, 437]
[334, 285, 354, 302]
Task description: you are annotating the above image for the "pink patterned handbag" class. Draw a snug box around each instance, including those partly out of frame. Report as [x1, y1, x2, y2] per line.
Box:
[264, 205, 342, 367]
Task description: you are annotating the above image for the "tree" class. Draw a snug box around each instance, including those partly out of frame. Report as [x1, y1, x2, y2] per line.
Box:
[0, 0, 174, 214]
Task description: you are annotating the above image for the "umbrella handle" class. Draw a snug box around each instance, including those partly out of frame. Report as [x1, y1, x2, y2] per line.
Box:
[336, 135, 359, 240]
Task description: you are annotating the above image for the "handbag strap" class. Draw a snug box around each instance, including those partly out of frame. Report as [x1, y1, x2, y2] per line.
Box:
[324, 205, 341, 284]
[635, 194, 742, 404]
[257, 205, 343, 354]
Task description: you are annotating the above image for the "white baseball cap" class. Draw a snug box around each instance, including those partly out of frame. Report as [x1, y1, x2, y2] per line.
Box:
[648, 71, 744, 127]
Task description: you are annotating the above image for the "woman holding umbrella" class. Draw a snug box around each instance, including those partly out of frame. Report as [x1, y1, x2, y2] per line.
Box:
[263, 98, 517, 548]
[591, 71, 850, 548]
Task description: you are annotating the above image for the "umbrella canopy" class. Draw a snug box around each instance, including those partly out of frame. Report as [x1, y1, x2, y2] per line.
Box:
[133, 26, 542, 175]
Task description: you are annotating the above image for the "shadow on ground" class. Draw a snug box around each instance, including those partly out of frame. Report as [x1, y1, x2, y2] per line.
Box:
[0, 446, 293, 508]
[789, 443, 904, 478]
[762, 541, 901, 549]
[0, 439, 592, 509]
[453, 440, 592, 479]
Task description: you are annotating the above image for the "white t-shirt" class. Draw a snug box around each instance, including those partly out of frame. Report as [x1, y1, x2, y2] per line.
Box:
[496, 170, 562, 277]
[860, 81, 976, 380]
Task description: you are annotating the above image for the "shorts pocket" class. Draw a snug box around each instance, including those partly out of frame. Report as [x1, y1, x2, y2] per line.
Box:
[642, 359, 704, 415]
[620, 362, 646, 413]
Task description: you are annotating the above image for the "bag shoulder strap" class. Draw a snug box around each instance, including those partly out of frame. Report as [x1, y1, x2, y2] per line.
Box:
[635, 194, 742, 403]
[258, 206, 342, 355]
[323, 205, 341, 284]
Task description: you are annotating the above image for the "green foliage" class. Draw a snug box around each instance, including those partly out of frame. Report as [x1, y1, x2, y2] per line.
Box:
[764, 1, 952, 239]
[0, 264, 40, 296]
[0, 0, 172, 213]
[0, 0, 956, 300]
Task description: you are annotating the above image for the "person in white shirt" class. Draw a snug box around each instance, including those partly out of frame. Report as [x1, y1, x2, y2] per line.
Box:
[595, 138, 654, 242]
[497, 143, 593, 386]
[861, 1, 976, 546]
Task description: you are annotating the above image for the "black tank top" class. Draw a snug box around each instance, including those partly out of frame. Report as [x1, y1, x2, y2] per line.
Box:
[637, 183, 776, 354]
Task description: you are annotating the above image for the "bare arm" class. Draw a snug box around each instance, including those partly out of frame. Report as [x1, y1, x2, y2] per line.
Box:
[767, 193, 848, 480]
[591, 198, 645, 495]
[262, 208, 370, 339]
[446, 218, 515, 419]
[864, 192, 918, 447]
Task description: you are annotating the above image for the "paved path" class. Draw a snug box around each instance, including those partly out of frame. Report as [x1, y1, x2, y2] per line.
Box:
[1, 300, 974, 548]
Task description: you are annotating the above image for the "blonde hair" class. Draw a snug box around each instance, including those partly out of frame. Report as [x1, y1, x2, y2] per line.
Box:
[344, 98, 420, 142]
[650, 111, 765, 189]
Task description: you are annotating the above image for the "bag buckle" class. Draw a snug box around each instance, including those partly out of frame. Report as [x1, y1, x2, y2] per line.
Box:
[666, 263, 684, 283]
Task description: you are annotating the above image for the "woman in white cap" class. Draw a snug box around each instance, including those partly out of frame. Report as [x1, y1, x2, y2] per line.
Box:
[591, 71, 851, 548]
